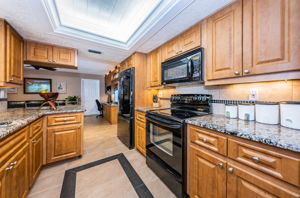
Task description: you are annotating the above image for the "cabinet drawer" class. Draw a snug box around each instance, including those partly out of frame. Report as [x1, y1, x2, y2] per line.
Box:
[189, 126, 227, 156]
[47, 113, 82, 126]
[0, 126, 29, 167]
[228, 139, 300, 187]
[30, 118, 43, 137]
[136, 111, 146, 123]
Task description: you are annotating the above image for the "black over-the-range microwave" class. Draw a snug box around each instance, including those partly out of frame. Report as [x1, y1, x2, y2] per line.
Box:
[161, 47, 204, 85]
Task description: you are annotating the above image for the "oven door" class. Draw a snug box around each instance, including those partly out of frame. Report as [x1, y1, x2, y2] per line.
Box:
[146, 114, 183, 175]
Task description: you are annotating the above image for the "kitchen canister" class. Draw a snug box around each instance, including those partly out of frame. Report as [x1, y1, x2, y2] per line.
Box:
[225, 104, 238, 119]
[238, 103, 255, 121]
[255, 102, 279, 124]
[280, 102, 300, 130]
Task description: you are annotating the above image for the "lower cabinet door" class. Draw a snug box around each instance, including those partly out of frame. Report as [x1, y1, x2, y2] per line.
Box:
[227, 162, 300, 198]
[12, 145, 30, 198]
[189, 146, 227, 198]
[30, 133, 43, 185]
[47, 124, 82, 163]
[135, 121, 146, 156]
[0, 165, 13, 198]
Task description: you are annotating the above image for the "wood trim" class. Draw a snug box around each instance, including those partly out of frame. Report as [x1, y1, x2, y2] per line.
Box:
[205, 71, 300, 86]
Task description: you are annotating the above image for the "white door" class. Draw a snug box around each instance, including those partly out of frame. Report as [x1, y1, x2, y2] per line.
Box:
[81, 79, 100, 115]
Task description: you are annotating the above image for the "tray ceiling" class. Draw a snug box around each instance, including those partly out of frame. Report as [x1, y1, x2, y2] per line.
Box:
[54, 0, 162, 43]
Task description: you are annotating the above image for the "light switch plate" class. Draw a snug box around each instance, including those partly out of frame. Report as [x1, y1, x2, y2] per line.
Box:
[249, 88, 259, 101]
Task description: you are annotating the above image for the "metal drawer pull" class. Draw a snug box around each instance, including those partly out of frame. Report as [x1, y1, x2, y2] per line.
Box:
[202, 138, 207, 143]
[32, 140, 37, 143]
[234, 71, 240, 75]
[251, 156, 260, 163]
[244, 69, 250, 74]
[10, 161, 17, 166]
[5, 166, 13, 171]
[218, 163, 224, 168]
[228, 168, 234, 173]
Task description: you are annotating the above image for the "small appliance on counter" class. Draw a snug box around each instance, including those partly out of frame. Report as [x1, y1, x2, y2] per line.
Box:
[39, 92, 59, 110]
[161, 48, 204, 85]
[225, 104, 238, 119]
[238, 103, 255, 121]
[146, 94, 212, 198]
[255, 102, 279, 125]
[280, 102, 300, 130]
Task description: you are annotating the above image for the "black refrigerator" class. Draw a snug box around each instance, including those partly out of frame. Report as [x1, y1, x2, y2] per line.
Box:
[117, 68, 135, 149]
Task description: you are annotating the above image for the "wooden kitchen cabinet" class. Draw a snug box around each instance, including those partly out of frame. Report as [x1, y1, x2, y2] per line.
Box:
[25, 40, 77, 69]
[242, 0, 300, 76]
[25, 41, 52, 63]
[29, 131, 43, 186]
[53, 46, 76, 66]
[0, 19, 24, 87]
[1, 144, 29, 198]
[149, 47, 162, 87]
[180, 23, 201, 53]
[162, 23, 201, 61]
[189, 145, 227, 198]
[135, 111, 146, 156]
[227, 161, 300, 198]
[103, 104, 118, 125]
[206, 0, 243, 80]
[162, 37, 180, 61]
[188, 124, 300, 198]
[47, 124, 82, 163]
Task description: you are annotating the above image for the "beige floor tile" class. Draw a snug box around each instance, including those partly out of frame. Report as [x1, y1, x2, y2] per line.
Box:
[27, 116, 175, 198]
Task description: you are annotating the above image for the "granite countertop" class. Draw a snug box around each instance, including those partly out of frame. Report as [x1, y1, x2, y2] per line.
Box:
[0, 105, 85, 140]
[103, 103, 118, 106]
[135, 107, 167, 112]
[185, 114, 300, 153]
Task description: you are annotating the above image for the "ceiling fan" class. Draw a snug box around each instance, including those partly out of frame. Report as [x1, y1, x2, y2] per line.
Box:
[25, 64, 56, 71]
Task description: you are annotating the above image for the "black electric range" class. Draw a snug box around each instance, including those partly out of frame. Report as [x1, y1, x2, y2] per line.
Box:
[145, 94, 212, 198]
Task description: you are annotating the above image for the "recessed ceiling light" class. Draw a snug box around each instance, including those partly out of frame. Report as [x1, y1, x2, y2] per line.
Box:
[88, 49, 102, 54]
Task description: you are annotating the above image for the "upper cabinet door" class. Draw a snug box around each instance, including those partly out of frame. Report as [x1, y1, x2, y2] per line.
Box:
[52, 46, 76, 66]
[243, 0, 300, 75]
[26, 41, 52, 63]
[206, 0, 243, 80]
[180, 23, 201, 53]
[6, 24, 23, 84]
[162, 37, 180, 61]
[149, 48, 162, 87]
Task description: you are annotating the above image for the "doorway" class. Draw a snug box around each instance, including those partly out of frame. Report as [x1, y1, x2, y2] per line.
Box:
[81, 79, 100, 115]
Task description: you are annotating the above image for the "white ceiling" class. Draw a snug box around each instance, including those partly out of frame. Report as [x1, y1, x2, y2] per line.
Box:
[54, 0, 162, 42]
[0, 0, 234, 75]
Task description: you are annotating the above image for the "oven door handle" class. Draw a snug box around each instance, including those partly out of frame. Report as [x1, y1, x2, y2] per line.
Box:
[147, 117, 182, 129]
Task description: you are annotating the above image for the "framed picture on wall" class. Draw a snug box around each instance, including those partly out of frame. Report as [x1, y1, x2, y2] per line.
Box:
[57, 80, 67, 94]
[24, 78, 52, 94]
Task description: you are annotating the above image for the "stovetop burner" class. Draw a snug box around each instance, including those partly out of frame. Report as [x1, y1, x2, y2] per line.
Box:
[147, 94, 212, 122]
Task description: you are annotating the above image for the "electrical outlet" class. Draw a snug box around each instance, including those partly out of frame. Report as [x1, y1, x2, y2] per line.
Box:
[158, 91, 163, 97]
[249, 88, 259, 101]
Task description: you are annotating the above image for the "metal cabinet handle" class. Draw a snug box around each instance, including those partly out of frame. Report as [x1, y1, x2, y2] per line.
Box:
[228, 167, 234, 173]
[10, 78, 14, 81]
[218, 163, 224, 168]
[234, 71, 240, 75]
[244, 69, 250, 74]
[10, 161, 17, 166]
[48, 59, 52, 62]
[251, 156, 260, 163]
[202, 138, 207, 143]
[32, 140, 37, 143]
[5, 166, 13, 171]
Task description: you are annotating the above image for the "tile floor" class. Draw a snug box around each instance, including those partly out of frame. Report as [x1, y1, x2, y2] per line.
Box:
[27, 116, 176, 198]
